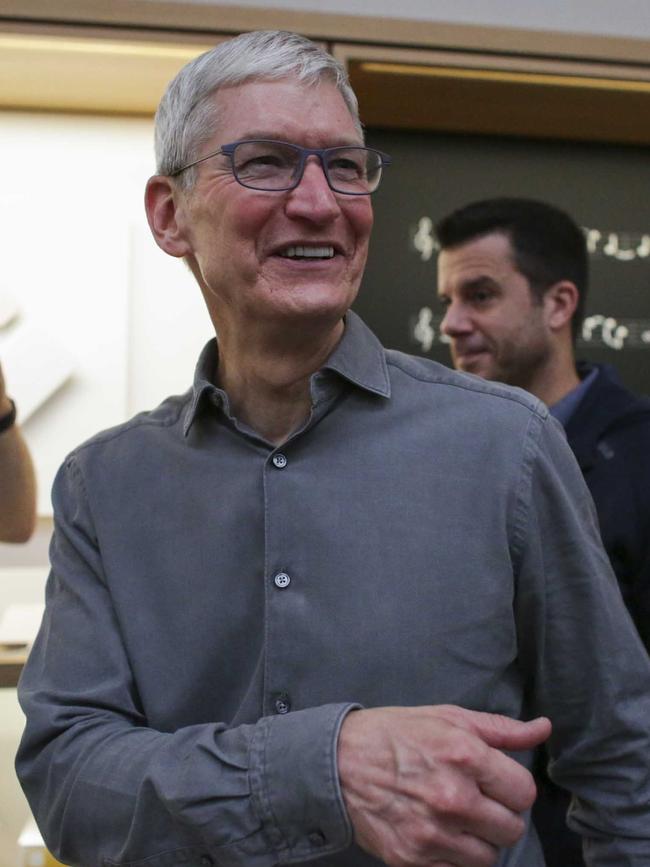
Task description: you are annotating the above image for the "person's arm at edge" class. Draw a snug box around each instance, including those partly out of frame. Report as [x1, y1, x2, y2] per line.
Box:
[0, 366, 36, 542]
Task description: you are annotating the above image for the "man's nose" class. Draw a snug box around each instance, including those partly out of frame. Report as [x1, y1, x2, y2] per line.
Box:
[285, 157, 341, 223]
[440, 299, 472, 336]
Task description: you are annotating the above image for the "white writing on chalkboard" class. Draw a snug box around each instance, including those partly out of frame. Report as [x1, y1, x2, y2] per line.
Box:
[585, 230, 650, 261]
[412, 307, 650, 354]
[411, 218, 650, 264]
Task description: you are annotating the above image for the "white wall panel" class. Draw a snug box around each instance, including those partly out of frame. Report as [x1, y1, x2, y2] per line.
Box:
[128, 224, 213, 414]
[0, 109, 216, 867]
[0, 111, 213, 517]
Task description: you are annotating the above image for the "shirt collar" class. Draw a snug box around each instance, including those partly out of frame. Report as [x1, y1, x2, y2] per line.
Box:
[183, 339, 221, 436]
[183, 311, 391, 436]
[550, 365, 599, 427]
[321, 310, 391, 398]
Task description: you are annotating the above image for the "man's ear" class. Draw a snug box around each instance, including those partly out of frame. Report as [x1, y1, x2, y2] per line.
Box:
[544, 280, 579, 333]
[144, 175, 192, 258]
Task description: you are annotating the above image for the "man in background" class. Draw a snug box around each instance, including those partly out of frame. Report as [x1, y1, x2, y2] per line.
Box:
[0, 361, 36, 542]
[435, 196, 650, 865]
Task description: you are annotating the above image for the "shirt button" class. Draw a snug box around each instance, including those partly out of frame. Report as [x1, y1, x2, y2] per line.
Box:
[275, 694, 291, 714]
[274, 572, 291, 589]
[272, 453, 287, 469]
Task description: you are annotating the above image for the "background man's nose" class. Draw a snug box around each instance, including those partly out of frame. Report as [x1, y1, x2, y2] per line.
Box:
[440, 301, 472, 336]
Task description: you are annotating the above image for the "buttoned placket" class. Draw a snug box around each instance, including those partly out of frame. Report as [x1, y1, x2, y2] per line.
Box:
[264, 446, 296, 717]
[260, 377, 344, 719]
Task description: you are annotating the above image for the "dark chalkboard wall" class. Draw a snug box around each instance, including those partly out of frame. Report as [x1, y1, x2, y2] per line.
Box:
[354, 128, 650, 396]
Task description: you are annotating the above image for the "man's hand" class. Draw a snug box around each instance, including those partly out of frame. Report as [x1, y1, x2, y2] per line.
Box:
[338, 705, 551, 867]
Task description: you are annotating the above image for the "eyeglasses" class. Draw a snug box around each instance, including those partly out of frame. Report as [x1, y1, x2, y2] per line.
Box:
[170, 139, 391, 195]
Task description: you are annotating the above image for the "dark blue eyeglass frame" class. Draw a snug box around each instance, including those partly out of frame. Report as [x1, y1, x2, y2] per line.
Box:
[170, 139, 392, 195]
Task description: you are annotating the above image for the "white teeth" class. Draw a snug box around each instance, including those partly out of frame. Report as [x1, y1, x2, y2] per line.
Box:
[281, 245, 334, 259]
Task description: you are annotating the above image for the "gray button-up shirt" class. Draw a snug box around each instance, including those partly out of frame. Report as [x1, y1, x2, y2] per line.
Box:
[16, 312, 650, 867]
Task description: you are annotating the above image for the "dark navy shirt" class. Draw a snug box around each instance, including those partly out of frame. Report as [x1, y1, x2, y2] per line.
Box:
[16, 313, 650, 867]
[550, 366, 599, 428]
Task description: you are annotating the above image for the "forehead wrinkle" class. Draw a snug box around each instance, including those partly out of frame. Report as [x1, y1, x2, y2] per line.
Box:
[221, 130, 364, 147]
[207, 80, 365, 152]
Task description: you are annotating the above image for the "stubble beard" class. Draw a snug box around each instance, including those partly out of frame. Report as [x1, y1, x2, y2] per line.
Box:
[490, 336, 552, 393]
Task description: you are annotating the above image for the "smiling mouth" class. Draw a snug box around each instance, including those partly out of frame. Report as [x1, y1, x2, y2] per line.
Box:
[279, 245, 335, 260]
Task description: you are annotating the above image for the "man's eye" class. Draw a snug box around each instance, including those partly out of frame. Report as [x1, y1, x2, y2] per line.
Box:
[438, 296, 451, 308]
[238, 154, 286, 172]
[328, 158, 364, 179]
[470, 290, 493, 304]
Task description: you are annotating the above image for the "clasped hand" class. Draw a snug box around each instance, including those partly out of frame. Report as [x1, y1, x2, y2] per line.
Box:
[338, 705, 551, 867]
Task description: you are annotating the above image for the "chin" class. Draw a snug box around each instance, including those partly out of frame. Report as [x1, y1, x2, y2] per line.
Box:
[263, 297, 351, 331]
[456, 358, 486, 377]
[285, 284, 358, 319]
[456, 350, 502, 381]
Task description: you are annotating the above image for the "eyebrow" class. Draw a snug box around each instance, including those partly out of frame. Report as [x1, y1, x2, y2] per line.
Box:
[458, 276, 500, 294]
[438, 275, 499, 296]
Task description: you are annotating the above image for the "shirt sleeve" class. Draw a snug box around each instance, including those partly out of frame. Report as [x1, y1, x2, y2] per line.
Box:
[15, 455, 355, 867]
[513, 414, 650, 865]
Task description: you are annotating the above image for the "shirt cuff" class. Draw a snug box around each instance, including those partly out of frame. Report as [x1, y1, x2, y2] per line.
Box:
[249, 702, 360, 863]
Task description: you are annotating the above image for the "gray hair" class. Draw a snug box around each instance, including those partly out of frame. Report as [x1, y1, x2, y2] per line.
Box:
[154, 30, 362, 187]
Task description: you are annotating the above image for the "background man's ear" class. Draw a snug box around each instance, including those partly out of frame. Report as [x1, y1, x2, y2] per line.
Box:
[544, 281, 579, 333]
[144, 176, 192, 258]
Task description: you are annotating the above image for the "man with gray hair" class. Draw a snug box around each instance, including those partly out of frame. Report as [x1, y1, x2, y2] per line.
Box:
[16, 30, 650, 867]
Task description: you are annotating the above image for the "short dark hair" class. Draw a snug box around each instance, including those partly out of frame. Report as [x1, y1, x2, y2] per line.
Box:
[434, 197, 588, 341]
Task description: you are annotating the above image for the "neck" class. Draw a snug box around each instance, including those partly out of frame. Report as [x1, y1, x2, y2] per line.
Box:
[214, 317, 345, 445]
[525, 341, 580, 408]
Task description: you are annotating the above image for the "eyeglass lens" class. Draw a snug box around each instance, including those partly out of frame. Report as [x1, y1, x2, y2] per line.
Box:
[230, 141, 383, 193]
